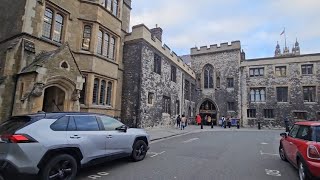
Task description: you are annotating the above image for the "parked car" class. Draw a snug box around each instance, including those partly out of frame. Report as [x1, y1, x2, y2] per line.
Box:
[279, 121, 320, 180]
[0, 112, 150, 180]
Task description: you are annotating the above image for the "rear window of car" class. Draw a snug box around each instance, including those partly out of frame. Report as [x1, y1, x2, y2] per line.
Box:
[0, 116, 31, 135]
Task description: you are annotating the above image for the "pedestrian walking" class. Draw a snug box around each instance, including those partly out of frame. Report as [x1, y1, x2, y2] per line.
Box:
[227, 117, 231, 128]
[284, 117, 289, 132]
[196, 114, 201, 125]
[181, 114, 186, 130]
[221, 116, 225, 127]
[176, 115, 181, 128]
[207, 115, 212, 125]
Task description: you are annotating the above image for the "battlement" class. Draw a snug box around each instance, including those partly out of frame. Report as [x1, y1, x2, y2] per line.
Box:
[191, 41, 241, 55]
[125, 24, 195, 78]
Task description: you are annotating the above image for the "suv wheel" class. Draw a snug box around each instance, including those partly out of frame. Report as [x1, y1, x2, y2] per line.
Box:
[40, 154, 78, 180]
[298, 160, 310, 180]
[279, 145, 288, 162]
[131, 140, 147, 162]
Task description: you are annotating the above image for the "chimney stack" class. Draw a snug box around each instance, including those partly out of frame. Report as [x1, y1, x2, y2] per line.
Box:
[150, 25, 163, 42]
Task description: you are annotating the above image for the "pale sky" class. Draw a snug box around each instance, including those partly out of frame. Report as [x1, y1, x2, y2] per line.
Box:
[130, 0, 320, 59]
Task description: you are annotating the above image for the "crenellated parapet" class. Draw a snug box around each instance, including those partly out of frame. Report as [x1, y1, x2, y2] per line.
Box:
[191, 41, 241, 55]
[125, 24, 195, 78]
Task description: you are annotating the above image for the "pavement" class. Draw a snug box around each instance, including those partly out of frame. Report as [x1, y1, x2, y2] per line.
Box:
[145, 125, 286, 141]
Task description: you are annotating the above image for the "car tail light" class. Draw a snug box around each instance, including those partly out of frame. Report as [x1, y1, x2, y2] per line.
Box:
[307, 145, 320, 160]
[0, 134, 37, 143]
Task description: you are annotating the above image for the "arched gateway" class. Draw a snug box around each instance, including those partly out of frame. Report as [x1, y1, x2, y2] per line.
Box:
[198, 99, 219, 125]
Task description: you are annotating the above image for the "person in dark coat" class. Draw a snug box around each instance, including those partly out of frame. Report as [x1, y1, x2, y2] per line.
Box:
[176, 115, 181, 128]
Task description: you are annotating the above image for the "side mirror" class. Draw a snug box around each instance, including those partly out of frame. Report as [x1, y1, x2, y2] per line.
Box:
[116, 125, 127, 133]
[280, 132, 287, 138]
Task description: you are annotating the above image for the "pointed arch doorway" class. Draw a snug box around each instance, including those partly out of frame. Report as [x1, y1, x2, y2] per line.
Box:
[42, 86, 65, 112]
[199, 100, 218, 125]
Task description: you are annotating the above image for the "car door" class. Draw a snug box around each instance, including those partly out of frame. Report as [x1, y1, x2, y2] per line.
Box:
[97, 115, 133, 155]
[66, 115, 107, 160]
[284, 124, 300, 162]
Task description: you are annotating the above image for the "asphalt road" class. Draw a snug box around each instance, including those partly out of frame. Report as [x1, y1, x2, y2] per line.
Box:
[76, 130, 299, 180]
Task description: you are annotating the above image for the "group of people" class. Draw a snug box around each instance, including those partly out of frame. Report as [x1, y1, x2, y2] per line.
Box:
[195, 114, 213, 125]
[176, 115, 187, 130]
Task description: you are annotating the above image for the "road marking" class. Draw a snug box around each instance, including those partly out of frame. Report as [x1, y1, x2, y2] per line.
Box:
[261, 142, 269, 145]
[265, 169, 281, 176]
[150, 151, 166, 158]
[88, 172, 109, 179]
[183, 138, 199, 143]
[260, 150, 278, 156]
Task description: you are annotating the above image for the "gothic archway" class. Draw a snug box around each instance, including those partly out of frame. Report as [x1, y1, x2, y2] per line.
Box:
[199, 99, 218, 125]
[42, 86, 65, 112]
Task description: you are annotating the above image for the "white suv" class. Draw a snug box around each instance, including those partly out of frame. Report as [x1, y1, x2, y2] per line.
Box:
[0, 112, 150, 180]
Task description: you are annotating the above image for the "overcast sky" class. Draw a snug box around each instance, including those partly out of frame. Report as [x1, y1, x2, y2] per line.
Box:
[130, 0, 320, 59]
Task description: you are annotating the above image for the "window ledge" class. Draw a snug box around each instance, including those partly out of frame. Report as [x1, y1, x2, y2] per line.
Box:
[304, 102, 317, 104]
[277, 102, 289, 104]
[227, 110, 236, 112]
[301, 74, 314, 76]
[264, 118, 275, 120]
[146, 104, 154, 107]
[250, 102, 266, 104]
[40, 37, 62, 47]
[89, 105, 113, 109]
[247, 118, 257, 119]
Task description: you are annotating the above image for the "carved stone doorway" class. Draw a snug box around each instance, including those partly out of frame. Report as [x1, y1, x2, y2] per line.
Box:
[42, 86, 65, 112]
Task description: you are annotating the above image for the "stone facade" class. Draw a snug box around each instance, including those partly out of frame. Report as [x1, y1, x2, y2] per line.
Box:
[122, 25, 196, 128]
[190, 42, 242, 125]
[0, 0, 131, 121]
[188, 41, 319, 128]
[241, 53, 320, 128]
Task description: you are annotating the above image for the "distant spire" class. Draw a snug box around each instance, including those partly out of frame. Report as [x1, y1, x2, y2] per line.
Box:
[275, 41, 281, 57]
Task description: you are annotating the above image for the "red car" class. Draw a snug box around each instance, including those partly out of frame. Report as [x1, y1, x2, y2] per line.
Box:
[279, 121, 320, 180]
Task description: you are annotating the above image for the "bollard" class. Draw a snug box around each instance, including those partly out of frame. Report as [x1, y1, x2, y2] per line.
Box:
[211, 121, 213, 129]
[258, 122, 261, 130]
[224, 123, 226, 129]
[237, 121, 240, 129]
[201, 120, 203, 129]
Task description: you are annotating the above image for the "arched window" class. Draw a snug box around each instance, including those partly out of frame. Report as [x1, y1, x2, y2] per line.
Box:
[109, 37, 115, 60]
[82, 25, 92, 50]
[97, 30, 103, 54]
[250, 90, 255, 102]
[204, 65, 213, 89]
[93, 78, 99, 104]
[255, 89, 261, 102]
[261, 89, 266, 102]
[100, 80, 106, 105]
[53, 14, 64, 42]
[102, 33, 109, 57]
[42, 8, 53, 38]
[106, 82, 112, 105]
[112, 0, 118, 16]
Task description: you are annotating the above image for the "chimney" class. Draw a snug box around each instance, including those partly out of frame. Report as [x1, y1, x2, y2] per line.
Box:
[150, 25, 163, 42]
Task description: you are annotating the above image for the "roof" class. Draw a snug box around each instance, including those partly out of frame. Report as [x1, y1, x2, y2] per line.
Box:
[20, 43, 82, 74]
[294, 121, 320, 126]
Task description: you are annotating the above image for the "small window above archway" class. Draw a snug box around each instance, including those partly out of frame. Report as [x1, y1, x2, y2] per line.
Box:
[60, 61, 70, 70]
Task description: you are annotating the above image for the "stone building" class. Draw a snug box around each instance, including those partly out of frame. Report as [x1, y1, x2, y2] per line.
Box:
[241, 42, 320, 127]
[189, 41, 242, 125]
[188, 40, 320, 127]
[122, 24, 196, 128]
[0, 0, 131, 121]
